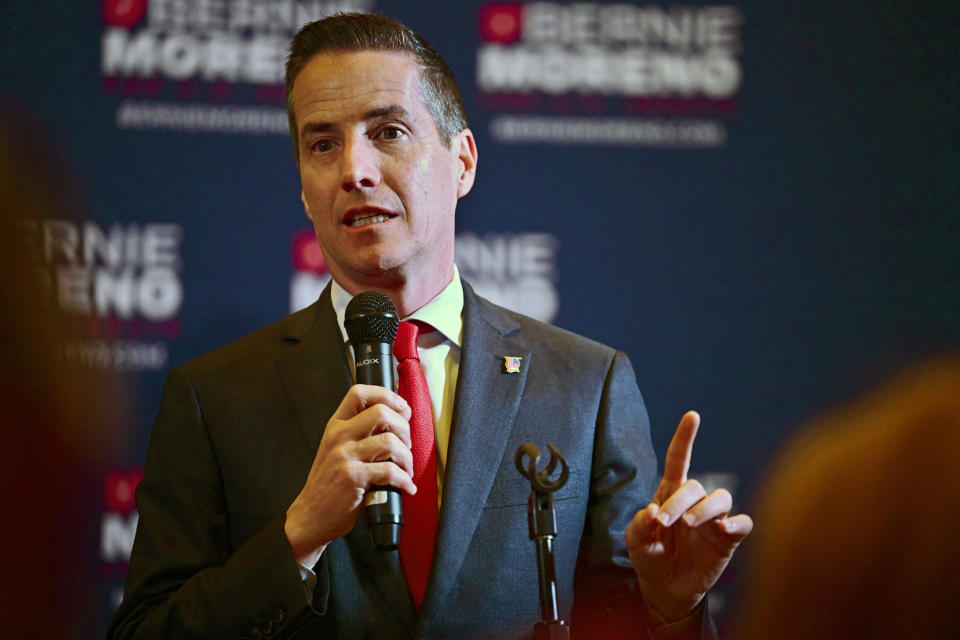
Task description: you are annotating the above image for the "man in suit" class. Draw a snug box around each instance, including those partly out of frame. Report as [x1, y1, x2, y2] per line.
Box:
[109, 13, 751, 640]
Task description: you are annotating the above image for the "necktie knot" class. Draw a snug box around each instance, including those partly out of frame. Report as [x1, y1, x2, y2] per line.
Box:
[394, 320, 422, 360]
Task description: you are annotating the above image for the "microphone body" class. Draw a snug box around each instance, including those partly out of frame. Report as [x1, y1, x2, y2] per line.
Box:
[344, 291, 403, 551]
[353, 342, 394, 389]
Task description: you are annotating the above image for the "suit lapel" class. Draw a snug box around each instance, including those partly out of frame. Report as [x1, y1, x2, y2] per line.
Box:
[419, 283, 530, 633]
[274, 285, 352, 453]
[275, 285, 417, 636]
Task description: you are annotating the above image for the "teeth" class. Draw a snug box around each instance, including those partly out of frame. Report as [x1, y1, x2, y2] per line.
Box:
[348, 214, 390, 227]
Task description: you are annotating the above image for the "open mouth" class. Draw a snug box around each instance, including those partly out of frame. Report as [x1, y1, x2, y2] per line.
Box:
[344, 207, 397, 228]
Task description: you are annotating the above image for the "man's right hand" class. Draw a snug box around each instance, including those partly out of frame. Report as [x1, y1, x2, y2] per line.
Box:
[284, 384, 415, 566]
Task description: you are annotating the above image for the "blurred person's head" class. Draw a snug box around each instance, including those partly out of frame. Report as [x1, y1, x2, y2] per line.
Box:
[734, 357, 960, 639]
[0, 107, 107, 446]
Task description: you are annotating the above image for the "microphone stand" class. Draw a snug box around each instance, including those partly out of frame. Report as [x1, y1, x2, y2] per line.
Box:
[515, 443, 571, 640]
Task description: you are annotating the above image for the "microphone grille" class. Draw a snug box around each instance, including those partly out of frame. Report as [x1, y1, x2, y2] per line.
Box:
[344, 291, 400, 344]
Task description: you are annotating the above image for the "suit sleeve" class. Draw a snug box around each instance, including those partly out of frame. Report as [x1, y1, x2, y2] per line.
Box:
[107, 367, 328, 640]
[571, 351, 717, 640]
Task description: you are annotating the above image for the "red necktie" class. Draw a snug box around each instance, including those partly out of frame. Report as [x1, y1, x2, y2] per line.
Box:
[394, 320, 438, 610]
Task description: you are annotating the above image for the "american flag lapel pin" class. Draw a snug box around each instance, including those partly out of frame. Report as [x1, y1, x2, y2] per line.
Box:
[503, 356, 523, 374]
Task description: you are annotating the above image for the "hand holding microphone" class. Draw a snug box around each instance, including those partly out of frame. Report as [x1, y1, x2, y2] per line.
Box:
[283, 291, 414, 566]
[344, 291, 406, 550]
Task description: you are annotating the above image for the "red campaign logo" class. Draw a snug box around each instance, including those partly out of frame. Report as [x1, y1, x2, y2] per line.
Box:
[292, 229, 328, 274]
[102, 0, 148, 29]
[479, 3, 524, 44]
[104, 469, 144, 513]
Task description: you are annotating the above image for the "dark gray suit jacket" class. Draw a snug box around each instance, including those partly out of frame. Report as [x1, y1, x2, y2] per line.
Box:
[109, 282, 712, 639]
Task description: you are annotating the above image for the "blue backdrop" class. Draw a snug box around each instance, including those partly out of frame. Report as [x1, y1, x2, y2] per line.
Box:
[2, 1, 957, 635]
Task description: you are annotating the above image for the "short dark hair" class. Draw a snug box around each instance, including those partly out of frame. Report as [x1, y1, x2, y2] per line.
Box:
[285, 13, 469, 163]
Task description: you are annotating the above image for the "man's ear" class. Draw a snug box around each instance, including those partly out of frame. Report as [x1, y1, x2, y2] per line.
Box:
[301, 190, 315, 222]
[455, 128, 478, 198]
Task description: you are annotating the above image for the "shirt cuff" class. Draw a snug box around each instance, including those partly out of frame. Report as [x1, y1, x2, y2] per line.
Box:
[298, 560, 319, 603]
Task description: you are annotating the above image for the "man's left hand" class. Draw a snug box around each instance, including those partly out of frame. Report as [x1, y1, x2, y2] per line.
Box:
[625, 411, 753, 622]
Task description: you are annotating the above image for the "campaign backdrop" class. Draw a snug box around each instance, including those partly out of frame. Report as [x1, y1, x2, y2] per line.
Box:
[2, 1, 957, 635]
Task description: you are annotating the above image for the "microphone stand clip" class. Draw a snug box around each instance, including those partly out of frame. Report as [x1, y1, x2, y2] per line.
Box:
[515, 442, 571, 640]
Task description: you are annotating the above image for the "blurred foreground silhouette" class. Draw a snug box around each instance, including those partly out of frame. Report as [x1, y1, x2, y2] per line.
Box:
[0, 107, 127, 637]
[734, 357, 960, 639]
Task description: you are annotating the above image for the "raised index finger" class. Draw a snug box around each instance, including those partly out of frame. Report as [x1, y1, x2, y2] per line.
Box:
[662, 410, 700, 488]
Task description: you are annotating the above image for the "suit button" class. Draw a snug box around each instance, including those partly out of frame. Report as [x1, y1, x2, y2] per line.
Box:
[262, 620, 274, 635]
[272, 609, 286, 623]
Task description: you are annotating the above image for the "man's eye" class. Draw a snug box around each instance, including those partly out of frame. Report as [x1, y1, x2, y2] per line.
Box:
[312, 140, 334, 153]
[380, 127, 404, 141]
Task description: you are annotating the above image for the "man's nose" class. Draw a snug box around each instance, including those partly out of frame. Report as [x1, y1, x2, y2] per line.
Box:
[340, 138, 380, 192]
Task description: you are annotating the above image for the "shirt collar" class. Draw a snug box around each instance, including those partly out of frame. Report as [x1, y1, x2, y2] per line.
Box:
[330, 265, 464, 348]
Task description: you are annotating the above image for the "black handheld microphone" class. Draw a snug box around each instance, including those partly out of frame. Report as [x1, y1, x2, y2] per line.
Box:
[344, 291, 403, 550]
